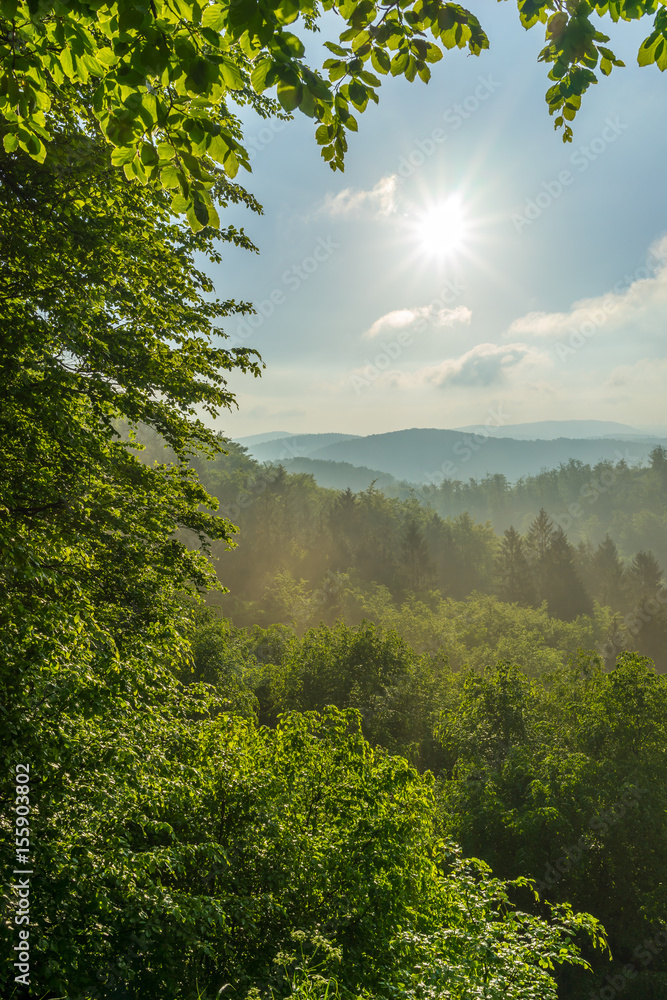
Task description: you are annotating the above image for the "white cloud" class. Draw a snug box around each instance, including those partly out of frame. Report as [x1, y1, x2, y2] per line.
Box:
[508, 236, 667, 340]
[350, 341, 547, 392]
[364, 304, 471, 339]
[420, 342, 544, 389]
[318, 174, 399, 218]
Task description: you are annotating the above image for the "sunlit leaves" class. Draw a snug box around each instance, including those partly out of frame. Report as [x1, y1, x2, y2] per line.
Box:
[532, 1, 660, 139]
[0, 0, 490, 225]
[0, 0, 664, 219]
[637, 6, 667, 69]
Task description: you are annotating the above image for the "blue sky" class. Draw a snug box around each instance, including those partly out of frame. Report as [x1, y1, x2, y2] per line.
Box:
[208, 5, 667, 439]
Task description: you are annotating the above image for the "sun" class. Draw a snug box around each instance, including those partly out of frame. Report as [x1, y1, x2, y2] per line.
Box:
[412, 194, 469, 260]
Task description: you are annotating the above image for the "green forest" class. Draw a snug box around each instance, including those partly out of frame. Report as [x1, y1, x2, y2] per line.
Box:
[174, 437, 667, 671]
[2, 1, 667, 999]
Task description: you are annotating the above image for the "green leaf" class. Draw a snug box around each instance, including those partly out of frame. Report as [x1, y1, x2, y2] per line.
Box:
[390, 50, 409, 76]
[157, 141, 176, 161]
[299, 87, 316, 117]
[281, 31, 306, 57]
[324, 41, 350, 57]
[170, 191, 189, 213]
[348, 80, 368, 108]
[656, 38, 667, 71]
[208, 132, 230, 163]
[202, 3, 226, 29]
[250, 58, 275, 93]
[111, 145, 136, 166]
[186, 57, 211, 94]
[371, 47, 390, 75]
[221, 57, 245, 90]
[160, 163, 181, 188]
[193, 194, 210, 226]
[277, 81, 302, 111]
[274, 0, 300, 25]
[140, 142, 160, 166]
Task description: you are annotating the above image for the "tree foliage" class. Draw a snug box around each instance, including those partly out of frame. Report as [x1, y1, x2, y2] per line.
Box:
[0, 669, 609, 1000]
[436, 651, 667, 983]
[0, 122, 264, 825]
[2, 0, 666, 224]
[173, 444, 667, 665]
[0, 124, 264, 650]
[171, 609, 667, 994]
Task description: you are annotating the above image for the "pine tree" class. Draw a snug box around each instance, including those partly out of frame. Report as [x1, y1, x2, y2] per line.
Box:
[400, 520, 436, 593]
[495, 527, 535, 606]
[526, 508, 554, 561]
[542, 527, 593, 621]
[525, 508, 554, 601]
[592, 535, 627, 609]
[330, 487, 358, 570]
[627, 550, 664, 607]
[575, 539, 596, 595]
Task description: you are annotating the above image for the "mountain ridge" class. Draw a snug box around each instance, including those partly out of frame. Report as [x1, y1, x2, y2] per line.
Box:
[236, 422, 667, 486]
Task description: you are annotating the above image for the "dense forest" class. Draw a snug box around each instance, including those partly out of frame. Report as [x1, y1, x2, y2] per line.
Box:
[184, 609, 667, 997]
[154, 435, 667, 672]
[265, 447, 667, 562]
[2, 1, 667, 999]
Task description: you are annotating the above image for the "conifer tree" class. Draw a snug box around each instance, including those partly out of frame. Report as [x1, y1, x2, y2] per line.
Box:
[542, 527, 593, 621]
[592, 535, 627, 609]
[401, 519, 437, 593]
[495, 526, 535, 606]
[525, 508, 554, 602]
[628, 549, 664, 601]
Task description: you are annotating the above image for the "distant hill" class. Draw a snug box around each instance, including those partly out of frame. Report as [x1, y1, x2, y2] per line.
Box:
[453, 419, 643, 440]
[279, 457, 401, 493]
[238, 426, 666, 484]
[245, 432, 359, 462]
[236, 430, 292, 446]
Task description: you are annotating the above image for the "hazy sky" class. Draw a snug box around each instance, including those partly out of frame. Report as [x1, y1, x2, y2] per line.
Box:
[208, 6, 667, 439]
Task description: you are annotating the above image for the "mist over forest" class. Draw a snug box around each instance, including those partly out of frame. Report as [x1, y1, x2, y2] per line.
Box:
[171, 429, 667, 661]
[3, 0, 667, 999]
[238, 425, 667, 485]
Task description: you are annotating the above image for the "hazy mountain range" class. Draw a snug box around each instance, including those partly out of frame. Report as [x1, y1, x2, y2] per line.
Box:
[235, 421, 667, 487]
